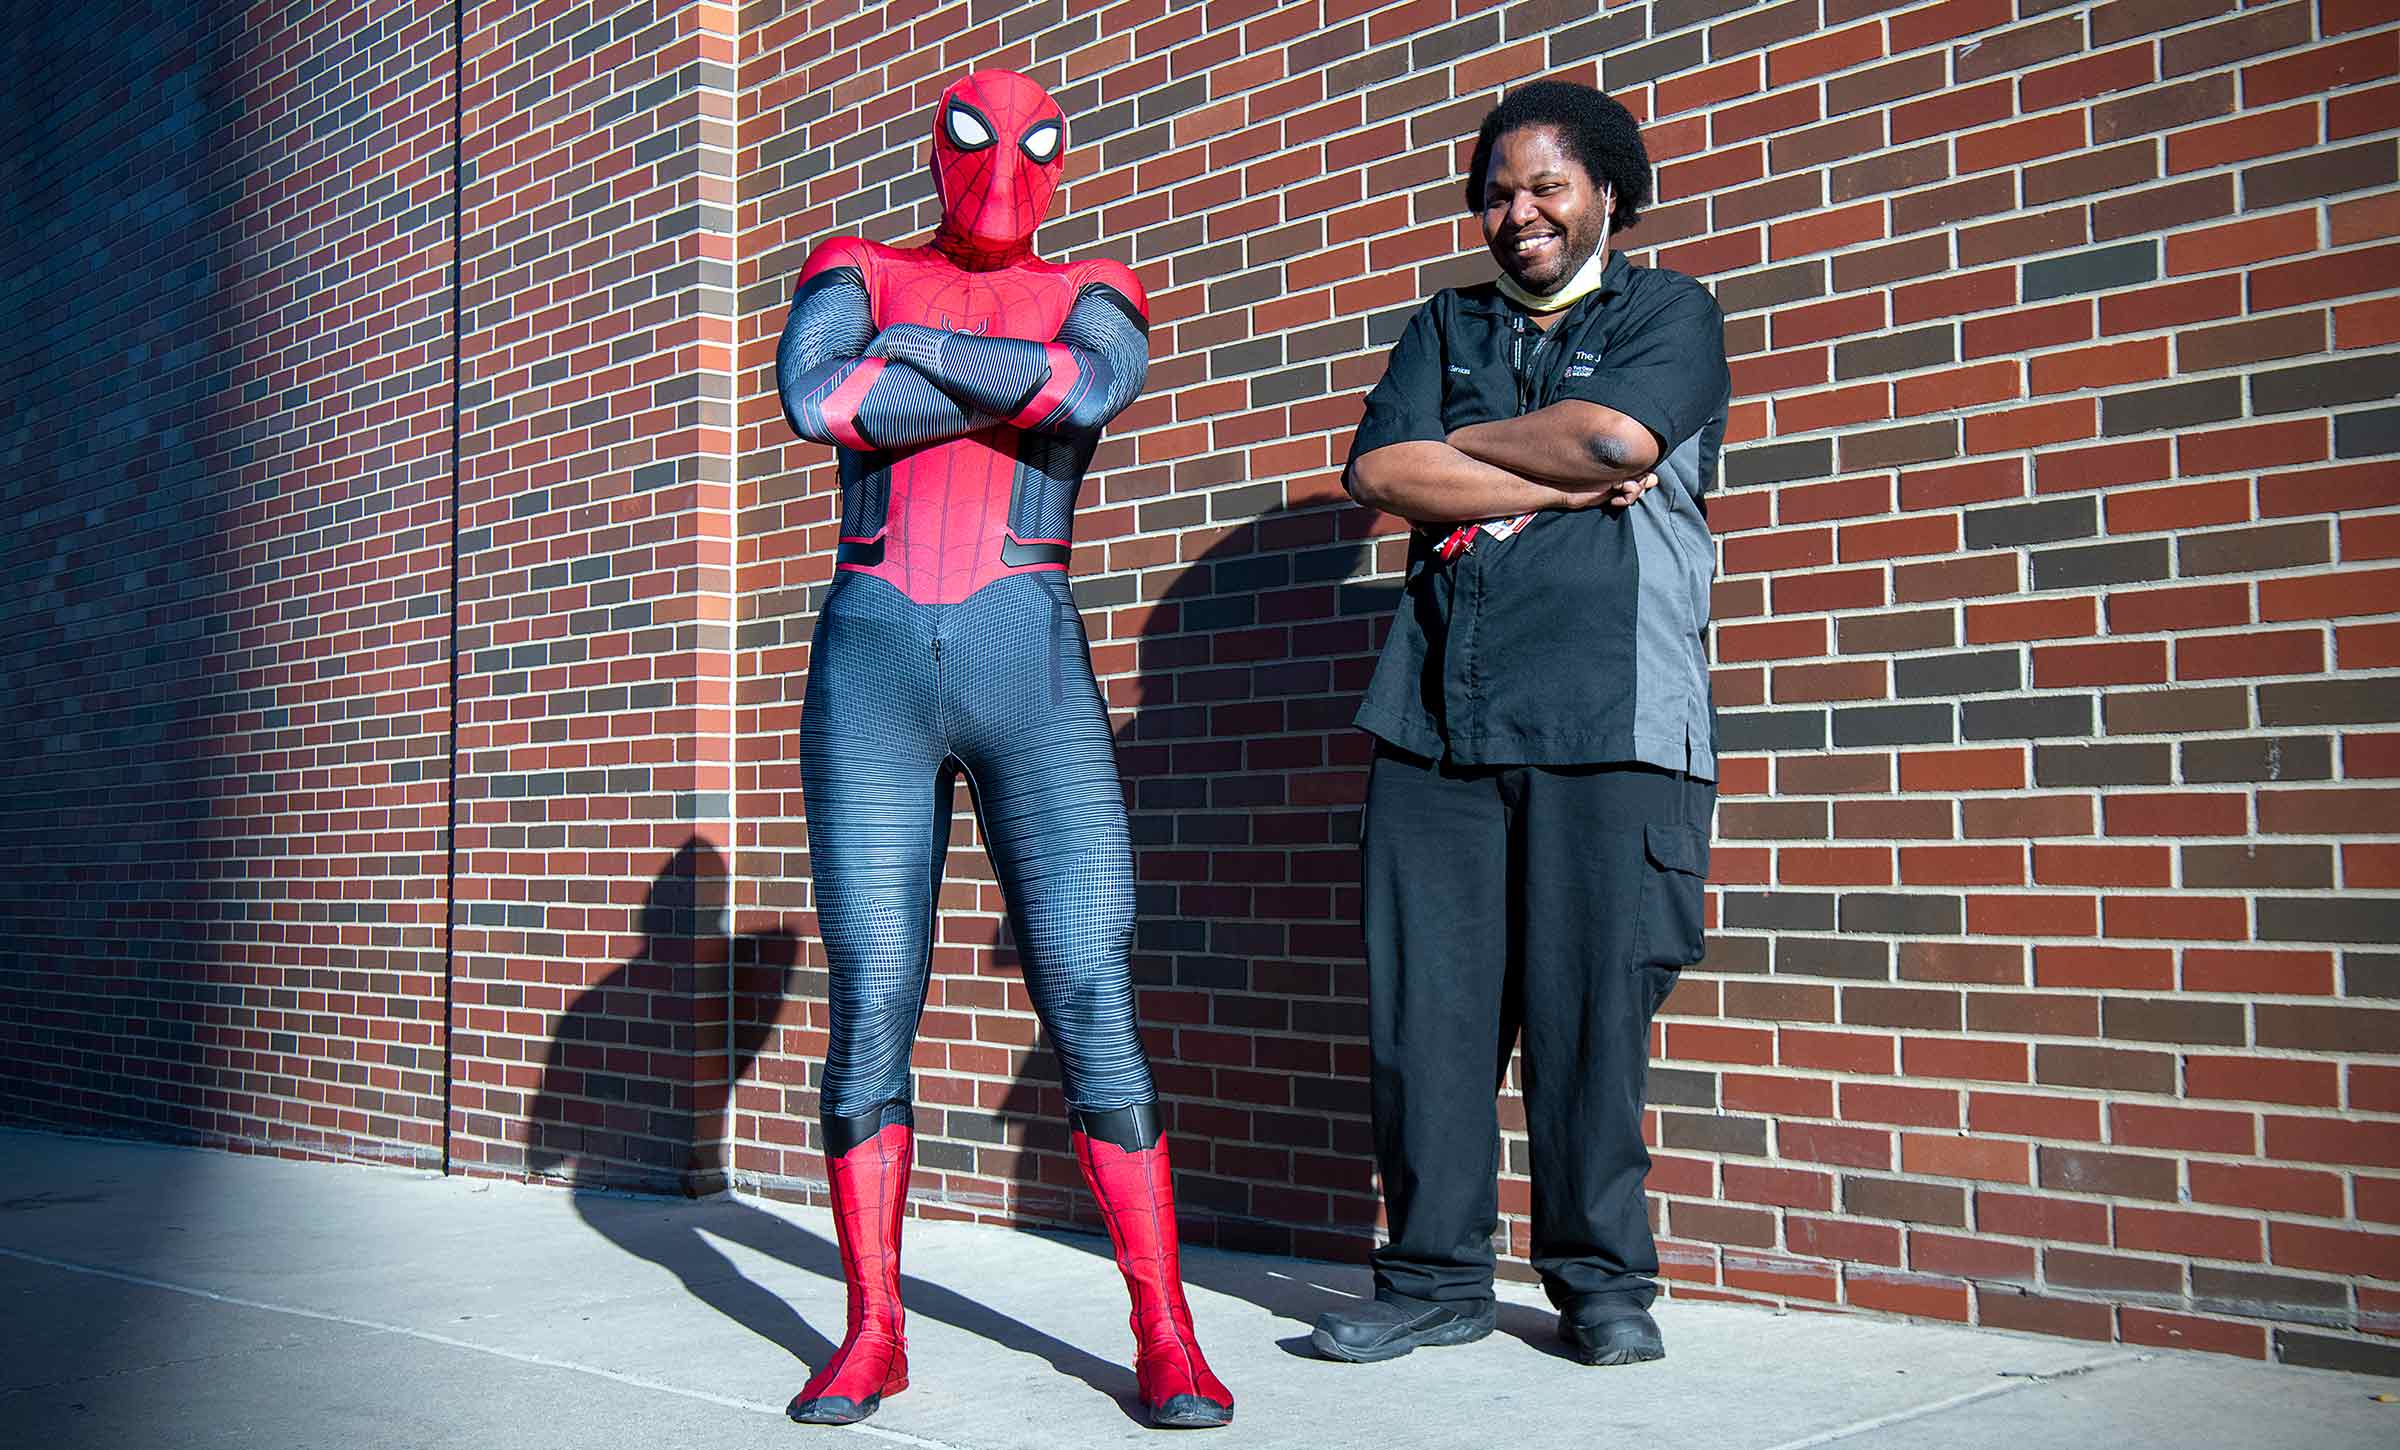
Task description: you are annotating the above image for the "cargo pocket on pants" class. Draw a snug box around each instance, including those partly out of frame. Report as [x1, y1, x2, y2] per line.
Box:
[1634, 822, 1710, 1018]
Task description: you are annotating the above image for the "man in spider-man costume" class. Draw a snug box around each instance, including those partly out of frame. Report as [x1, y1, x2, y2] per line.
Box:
[773, 69, 1233, 1431]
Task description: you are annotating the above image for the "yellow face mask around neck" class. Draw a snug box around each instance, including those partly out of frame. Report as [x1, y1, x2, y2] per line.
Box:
[1493, 244, 1609, 313]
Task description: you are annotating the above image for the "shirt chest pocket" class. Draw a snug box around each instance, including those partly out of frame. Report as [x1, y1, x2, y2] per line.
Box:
[1439, 359, 1517, 431]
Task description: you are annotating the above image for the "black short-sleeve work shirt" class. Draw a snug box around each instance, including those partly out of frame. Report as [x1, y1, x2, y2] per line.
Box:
[1349, 250, 1731, 776]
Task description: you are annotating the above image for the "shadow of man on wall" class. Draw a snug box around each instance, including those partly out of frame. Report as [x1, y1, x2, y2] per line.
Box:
[524, 835, 1133, 1408]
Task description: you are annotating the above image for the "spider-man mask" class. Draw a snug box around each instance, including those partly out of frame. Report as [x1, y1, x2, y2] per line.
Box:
[929, 69, 1065, 270]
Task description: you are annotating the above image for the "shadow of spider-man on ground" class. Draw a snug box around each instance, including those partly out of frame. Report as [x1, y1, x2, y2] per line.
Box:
[523, 837, 1142, 1419]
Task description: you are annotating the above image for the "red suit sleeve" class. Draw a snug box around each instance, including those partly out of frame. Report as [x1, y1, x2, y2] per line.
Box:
[776, 239, 994, 450]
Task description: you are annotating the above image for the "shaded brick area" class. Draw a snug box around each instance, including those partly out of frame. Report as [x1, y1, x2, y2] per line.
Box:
[0, 0, 456, 1165]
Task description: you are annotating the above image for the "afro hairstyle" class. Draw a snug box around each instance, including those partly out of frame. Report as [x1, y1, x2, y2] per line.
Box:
[1463, 80, 1653, 233]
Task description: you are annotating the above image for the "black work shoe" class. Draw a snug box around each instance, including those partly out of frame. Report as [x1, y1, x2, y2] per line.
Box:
[1310, 1296, 1496, 1363]
[1558, 1297, 1665, 1366]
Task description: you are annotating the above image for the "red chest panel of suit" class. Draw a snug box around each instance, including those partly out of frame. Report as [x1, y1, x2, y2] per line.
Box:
[838, 246, 1083, 604]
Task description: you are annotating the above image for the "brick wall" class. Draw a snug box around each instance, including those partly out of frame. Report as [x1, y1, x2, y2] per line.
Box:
[5, 0, 2395, 1375]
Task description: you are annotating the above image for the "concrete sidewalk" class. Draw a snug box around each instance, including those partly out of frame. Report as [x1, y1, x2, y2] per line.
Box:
[0, 1127, 2390, 1450]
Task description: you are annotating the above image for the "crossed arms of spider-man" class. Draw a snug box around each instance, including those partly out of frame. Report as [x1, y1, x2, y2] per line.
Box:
[775, 259, 1149, 453]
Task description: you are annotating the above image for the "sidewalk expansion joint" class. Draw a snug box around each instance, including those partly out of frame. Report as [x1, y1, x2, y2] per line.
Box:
[1756, 1349, 2153, 1450]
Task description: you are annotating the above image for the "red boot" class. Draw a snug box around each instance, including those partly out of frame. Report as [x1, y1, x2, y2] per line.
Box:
[788, 1122, 912, 1425]
[1073, 1130, 1235, 1429]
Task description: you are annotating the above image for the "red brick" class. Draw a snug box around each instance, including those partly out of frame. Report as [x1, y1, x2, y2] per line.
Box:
[1780, 844, 1896, 883]
[1723, 1071, 1836, 1118]
[1724, 1164, 1837, 1211]
[2165, 209, 2320, 275]
[1780, 1030, 1898, 1078]
[2350, 734, 2400, 779]
[2272, 1222, 2400, 1281]
[1770, 23, 1885, 86]
[1725, 526, 1836, 575]
[2121, 1308, 2269, 1360]
[1901, 1134, 2030, 1183]
[1669, 1022, 1778, 1066]
[2034, 944, 2173, 990]
[2033, 640, 2168, 687]
[1840, 514, 1959, 562]
[2179, 633, 2323, 681]
[2029, 338, 2171, 395]
[1901, 1036, 2029, 1084]
[1777, 574, 1893, 628]
[1846, 1269, 1974, 1322]
[1895, 361, 2020, 416]
[2186, 1055, 2343, 1109]
[1968, 892, 2099, 937]
[1890, 0, 2012, 50]
[1901, 941, 2029, 985]
[2265, 1115, 2400, 1170]
[1842, 1082, 1961, 1128]
[2182, 949, 2336, 996]
[2335, 175, 2400, 249]
[2023, 43, 2158, 111]
[2361, 1178, 2400, 1227]
[2101, 894, 2249, 940]
[2111, 1103, 2257, 1155]
[1963, 301, 2095, 359]
[2190, 1161, 2346, 1217]
[2036, 438, 2173, 494]
[1964, 399, 2097, 453]
[1911, 1230, 2037, 1283]
[2262, 567, 2400, 622]
[1958, 109, 2085, 173]
[2351, 841, 2400, 887]
[1977, 1190, 2110, 1245]
[2176, 419, 2328, 473]
[1774, 293, 1890, 348]
[1718, 618, 1828, 663]
[1778, 385, 1894, 434]
[1899, 844, 2026, 885]
[1713, 87, 1823, 146]
[2100, 275, 2242, 334]
[2103, 480, 2251, 534]
[1977, 1291, 2115, 1342]
[1771, 201, 1888, 261]
[1772, 660, 1891, 702]
[1901, 458, 2026, 511]
[2265, 463, 2400, 520]
[1790, 1214, 1904, 1266]
[1724, 1252, 1843, 1301]
[2340, 621, 2400, 669]
[2107, 582, 2251, 633]
[2166, 103, 2319, 173]
[2116, 1206, 2264, 1262]
[1893, 79, 2013, 145]
[1958, 792, 2092, 840]
[2102, 792, 2250, 838]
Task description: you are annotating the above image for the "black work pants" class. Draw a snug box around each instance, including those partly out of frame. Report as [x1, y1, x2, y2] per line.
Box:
[1362, 745, 1713, 1311]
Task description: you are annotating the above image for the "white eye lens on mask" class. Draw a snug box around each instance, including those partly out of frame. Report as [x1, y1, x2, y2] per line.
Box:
[1021, 121, 1061, 162]
[946, 104, 992, 149]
